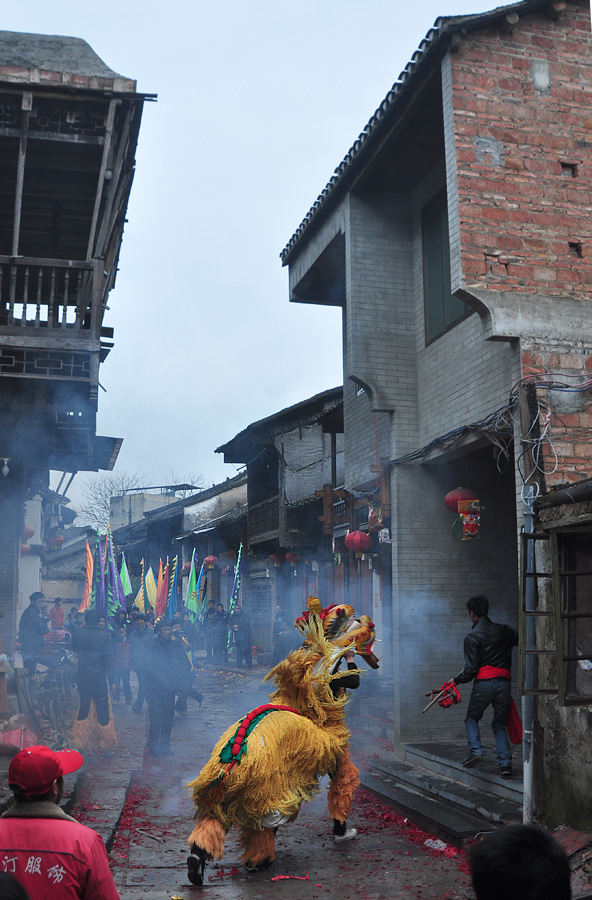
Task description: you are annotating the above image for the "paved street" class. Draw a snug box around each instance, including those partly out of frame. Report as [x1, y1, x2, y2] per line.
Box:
[71, 664, 472, 900]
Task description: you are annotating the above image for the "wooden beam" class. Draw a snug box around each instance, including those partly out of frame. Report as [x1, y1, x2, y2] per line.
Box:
[11, 94, 31, 256]
[86, 99, 118, 261]
[94, 105, 133, 259]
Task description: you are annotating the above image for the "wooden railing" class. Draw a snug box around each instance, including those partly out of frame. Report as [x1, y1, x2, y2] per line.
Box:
[0, 257, 100, 333]
[248, 496, 280, 542]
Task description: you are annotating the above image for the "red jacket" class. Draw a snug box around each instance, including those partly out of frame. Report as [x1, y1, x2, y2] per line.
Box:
[0, 801, 120, 900]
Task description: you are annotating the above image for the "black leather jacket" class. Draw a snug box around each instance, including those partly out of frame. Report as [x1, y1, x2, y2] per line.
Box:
[454, 615, 518, 684]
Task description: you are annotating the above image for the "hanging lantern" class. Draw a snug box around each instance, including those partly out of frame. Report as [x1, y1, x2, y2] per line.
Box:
[20, 543, 31, 555]
[269, 552, 284, 567]
[22, 524, 35, 540]
[344, 531, 373, 553]
[183, 561, 192, 572]
[285, 551, 300, 566]
[444, 487, 477, 513]
[46, 535, 64, 548]
[204, 555, 218, 569]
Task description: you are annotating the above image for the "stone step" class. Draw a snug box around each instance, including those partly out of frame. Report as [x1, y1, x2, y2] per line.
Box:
[404, 741, 523, 804]
[368, 757, 522, 826]
[361, 770, 500, 844]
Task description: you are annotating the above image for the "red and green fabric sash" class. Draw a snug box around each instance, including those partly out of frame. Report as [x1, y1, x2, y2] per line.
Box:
[219, 704, 301, 766]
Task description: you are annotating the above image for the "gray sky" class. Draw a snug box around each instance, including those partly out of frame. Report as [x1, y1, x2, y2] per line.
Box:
[3, 0, 498, 504]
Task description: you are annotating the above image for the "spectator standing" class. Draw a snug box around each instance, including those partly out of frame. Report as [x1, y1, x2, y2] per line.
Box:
[65, 605, 79, 632]
[111, 626, 132, 704]
[130, 613, 151, 713]
[212, 604, 228, 665]
[230, 604, 252, 668]
[18, 593, 48, 675]
[272, 605, 284, 665]
[181, 610, 198, 652]
[146, 619, 191, 757]
[71, 609, 116, 754]
[0, 744, 120, 900]
[48, 598, 64, 631]
[202, 601, 216, 663]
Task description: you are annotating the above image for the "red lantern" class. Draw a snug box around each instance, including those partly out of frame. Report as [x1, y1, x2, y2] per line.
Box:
[269, 552, 284, 567]
[344, 531, 373, 553]
[46, 535, 64, 547]
[22, 524, 35, 540]
[204, 555, 218, 569]
[183, 561, 191, 572]
[20, 543, 31, 555]
[444, 487, 477, 513]
[285, 551, 300, 565]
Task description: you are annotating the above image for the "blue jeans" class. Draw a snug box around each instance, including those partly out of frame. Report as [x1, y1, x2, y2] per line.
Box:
[465, 678, 512, 767]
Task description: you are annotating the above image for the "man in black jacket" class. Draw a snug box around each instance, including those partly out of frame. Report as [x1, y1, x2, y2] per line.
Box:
[18, 592, 48, 675]
[146, 619, 189, 757]
[453, 595, 518, 776]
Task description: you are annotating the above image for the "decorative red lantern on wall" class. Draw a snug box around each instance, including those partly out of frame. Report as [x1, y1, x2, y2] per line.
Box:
[20, 544, 31, 555]
[269, 552, 284, 566]
[285, 551, 300, 565]
[344, 531, 373, 553]
[22, 524, 35, 540]
[183, 561, 191, 572]
[444, 487, 477, 513]
[46, 535, 64, 548]
[204, 555, 218, 569]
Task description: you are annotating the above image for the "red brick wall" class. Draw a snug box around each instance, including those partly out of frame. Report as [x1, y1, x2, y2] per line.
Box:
[520, 340, 592, 488]
[451, 1, 592, 297]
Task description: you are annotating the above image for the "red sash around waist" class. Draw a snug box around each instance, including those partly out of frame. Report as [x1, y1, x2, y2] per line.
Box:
[476, 665, 511, 680]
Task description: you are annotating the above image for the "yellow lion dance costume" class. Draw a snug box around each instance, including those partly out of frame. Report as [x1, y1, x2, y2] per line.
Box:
[185, 598, 361, 884]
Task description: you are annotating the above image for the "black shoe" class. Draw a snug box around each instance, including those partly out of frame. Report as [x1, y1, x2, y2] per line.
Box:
[463, 754, 483, 768]
[500, 766, 512, 778]
[187, 844, 208, 886]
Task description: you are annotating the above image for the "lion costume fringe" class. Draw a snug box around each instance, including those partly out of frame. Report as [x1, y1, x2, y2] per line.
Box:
[186, 600, 361, 879]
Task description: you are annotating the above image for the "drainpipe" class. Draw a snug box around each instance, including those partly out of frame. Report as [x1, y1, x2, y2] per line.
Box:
[522, 486, 535, 823]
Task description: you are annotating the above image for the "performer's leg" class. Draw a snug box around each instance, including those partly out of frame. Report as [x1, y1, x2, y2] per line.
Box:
[187, 815, 225, 885]
[239, 826, 276, 869]
[465, 682, 491, 758]
[328, 748, 360, 842]
[491, 680, 512, 769]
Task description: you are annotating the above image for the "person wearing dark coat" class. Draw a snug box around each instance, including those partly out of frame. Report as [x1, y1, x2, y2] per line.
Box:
[212, 604, 229, 665]
[202, 601, 216, 662]
[130, 613, 151, 712]
[146, 619, 192, 757]
[71, 609, 117, 753]
[230, 605, 252, 668]
[18, 592, 48, 675]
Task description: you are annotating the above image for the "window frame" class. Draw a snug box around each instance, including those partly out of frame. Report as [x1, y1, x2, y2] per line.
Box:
[421, 189, 469, 344]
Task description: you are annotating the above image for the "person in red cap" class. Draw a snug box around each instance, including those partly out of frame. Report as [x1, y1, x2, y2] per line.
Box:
[0, 744, 120, 899]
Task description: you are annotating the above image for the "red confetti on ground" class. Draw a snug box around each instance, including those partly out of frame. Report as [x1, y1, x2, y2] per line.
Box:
[271, 873, 310, 881]
[355, 789, 470, 874]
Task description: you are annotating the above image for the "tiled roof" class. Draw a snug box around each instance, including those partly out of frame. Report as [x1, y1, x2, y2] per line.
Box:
[280, 1, 550, 265]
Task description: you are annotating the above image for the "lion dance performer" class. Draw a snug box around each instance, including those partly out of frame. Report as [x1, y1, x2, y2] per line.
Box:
[185, 597, 378, 885]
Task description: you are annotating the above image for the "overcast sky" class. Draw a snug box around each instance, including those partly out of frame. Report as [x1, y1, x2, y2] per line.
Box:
[4, 0, 499, 506]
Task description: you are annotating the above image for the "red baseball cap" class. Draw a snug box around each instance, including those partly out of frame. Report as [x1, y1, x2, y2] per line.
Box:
[9, 745, 84, 798]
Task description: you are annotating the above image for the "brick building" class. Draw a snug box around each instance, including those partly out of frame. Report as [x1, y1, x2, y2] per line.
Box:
[281, 1, 592, 828]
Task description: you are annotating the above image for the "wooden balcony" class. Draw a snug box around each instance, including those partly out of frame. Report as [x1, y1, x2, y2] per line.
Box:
[248, 496, 280, 544]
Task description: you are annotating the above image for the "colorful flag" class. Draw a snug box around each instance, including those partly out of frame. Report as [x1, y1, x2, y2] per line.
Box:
[167, 556, 178, 618]
[227, 543, 243, 648]
[90, 532, 106, 620]
[79, 540, 93, 612]
[120, 552, 133, 598]
[155, 558, 169, 620]
[135, 559, 145, 611]
[197, 564, 208, 623]
[105, 527, 126, 628]
[145, 567, 157, 611]
[184, 550, 200, 620]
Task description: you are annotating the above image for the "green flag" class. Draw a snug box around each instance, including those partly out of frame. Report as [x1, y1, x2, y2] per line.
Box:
[185, 550, 200, 619]
[120, 552, 133, 597]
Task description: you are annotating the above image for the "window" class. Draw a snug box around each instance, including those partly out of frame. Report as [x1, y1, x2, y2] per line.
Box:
[556, 529, 592, 702]
[422, 190, 467, 343]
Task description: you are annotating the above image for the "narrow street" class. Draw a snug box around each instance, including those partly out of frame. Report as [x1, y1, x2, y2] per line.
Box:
[71, 664, 472, 900]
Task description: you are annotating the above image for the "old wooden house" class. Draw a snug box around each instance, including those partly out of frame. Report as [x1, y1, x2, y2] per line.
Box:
[0, 32, 149, 654]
